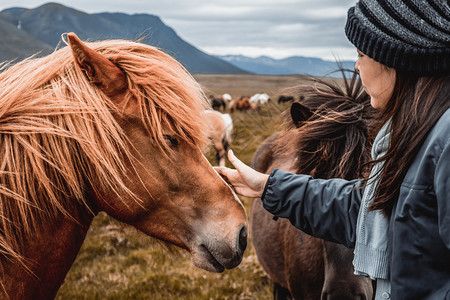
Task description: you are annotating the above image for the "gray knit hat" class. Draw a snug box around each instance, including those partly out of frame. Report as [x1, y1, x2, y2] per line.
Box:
[345, 0, 450, 76]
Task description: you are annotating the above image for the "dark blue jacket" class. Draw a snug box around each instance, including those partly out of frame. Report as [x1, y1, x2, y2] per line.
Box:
[261, 109, 450, 299]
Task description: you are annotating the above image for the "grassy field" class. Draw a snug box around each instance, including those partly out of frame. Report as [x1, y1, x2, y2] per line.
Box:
[56, 74, 307, 300]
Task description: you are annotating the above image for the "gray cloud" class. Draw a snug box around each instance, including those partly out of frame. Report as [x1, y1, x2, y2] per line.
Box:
[0, 0, 358, 60]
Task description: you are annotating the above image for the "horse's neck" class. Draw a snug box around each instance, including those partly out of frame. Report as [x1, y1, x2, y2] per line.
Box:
[1, 204, 95, 299]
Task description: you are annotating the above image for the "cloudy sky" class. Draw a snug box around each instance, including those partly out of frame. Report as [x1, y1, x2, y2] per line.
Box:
[0, 0, 358, 61]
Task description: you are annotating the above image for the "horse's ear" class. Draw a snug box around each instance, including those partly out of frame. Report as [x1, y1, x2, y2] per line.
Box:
[67, 32, 127, 98]
[290, 102, 312, 128]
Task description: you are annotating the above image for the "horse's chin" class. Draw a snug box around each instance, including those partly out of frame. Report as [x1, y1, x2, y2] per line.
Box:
[191, 245, 226, 273]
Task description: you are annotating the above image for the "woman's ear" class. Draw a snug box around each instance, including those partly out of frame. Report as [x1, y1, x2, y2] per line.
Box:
[67, 32, 127, 98]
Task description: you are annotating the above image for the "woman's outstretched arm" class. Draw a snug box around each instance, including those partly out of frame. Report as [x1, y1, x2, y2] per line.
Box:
[215, 149, 363, 248]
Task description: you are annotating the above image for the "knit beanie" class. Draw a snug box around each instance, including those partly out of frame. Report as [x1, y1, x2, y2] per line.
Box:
[345, 0, 450, 76]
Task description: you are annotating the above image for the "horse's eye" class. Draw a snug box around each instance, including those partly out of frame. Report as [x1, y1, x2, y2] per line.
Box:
[163, 135, 179, 147]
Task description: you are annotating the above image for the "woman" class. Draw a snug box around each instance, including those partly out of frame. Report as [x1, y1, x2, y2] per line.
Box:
[216, 0, 449, 299]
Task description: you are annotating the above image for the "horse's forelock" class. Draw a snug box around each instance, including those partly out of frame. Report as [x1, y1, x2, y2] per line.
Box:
[100, 40, 209, 150]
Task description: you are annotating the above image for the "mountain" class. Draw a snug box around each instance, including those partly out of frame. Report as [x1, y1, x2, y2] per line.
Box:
[0, 14, 53, 61]
[0, 2, 245, 74]
[218, 55, 356, 77]
[94, 12, 245, 75]
[0, 2, 354, 76]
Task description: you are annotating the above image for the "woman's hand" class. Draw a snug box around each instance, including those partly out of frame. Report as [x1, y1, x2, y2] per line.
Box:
[214, 150, 269, 198]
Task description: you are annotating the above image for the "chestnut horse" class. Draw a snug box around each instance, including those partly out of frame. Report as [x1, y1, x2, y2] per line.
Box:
[229, 96, 258, 113]
[204, 110, 233, 167]
[0, 33, 248, 299]
[251, 71, 374, 299]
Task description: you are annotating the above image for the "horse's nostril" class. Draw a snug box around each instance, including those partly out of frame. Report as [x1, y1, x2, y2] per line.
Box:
[238, 225, 248, 253]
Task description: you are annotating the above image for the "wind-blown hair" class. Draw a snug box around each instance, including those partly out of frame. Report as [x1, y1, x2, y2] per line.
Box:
[369, 74, 450, 216]
[0, 38, 209, 266]
[281, 70, 374, 180]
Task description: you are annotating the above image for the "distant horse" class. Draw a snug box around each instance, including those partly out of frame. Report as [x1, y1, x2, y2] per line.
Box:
[209, 95, 226, 111]
[251, 71, 374, 299]
[0, 33, 248, 299]
[229, 96, 258, 113]
[221, 93, 232, 103]
[250, 93, 271, 105]
[277, 95, 294, 104]
[204, 110, 233, 167]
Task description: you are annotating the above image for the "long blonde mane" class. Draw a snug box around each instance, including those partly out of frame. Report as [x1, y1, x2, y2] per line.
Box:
[0, 38, 209, 265]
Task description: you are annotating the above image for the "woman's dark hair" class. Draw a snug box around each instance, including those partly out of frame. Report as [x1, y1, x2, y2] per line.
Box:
[369, 74, 450, 216]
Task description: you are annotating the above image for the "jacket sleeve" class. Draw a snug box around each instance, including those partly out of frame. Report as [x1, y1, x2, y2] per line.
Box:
[435, 136, 450, 250]
[261, 168, 363, 248]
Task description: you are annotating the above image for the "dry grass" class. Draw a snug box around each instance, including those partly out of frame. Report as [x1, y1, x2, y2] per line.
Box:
[56, 74, 306, 299]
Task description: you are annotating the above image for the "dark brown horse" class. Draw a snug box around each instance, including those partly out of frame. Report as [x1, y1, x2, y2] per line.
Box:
[277, 95, 295, 104]
[251, 71, 374, 299]
[209, 95, 227, 111]
[0, 33, 247, 299]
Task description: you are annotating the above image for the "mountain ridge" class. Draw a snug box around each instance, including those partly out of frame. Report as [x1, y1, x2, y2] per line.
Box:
[0, 2, 245, 74]
[217, 54, 355, 77]
[0, 2, 354, 76]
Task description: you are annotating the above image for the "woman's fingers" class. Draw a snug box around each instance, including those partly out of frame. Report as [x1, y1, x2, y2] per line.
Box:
[214, 167, 236, 191]
[227, 150, 250, 173]
[214, 166, 227, 176]
[214, 166, 230, 180]
[215, 150, 268, 198]
[215, 166, 236, 183]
